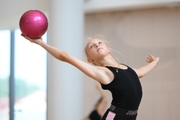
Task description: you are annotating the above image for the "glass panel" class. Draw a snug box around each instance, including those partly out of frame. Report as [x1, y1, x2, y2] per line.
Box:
[14, 29, 47, 120]
[0, 30, 11, 120]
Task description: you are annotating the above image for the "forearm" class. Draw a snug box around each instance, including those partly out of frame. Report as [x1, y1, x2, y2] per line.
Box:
[137, 60, 158, 78]
[38, 41, 67, 62]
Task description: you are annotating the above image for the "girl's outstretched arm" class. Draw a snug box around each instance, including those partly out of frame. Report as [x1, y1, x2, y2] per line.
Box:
[133, 54, 160, 78]
[21, 34, 112, 84]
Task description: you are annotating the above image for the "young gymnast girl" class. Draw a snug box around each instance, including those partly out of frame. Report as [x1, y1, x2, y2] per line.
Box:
[21, 34, 159, 120]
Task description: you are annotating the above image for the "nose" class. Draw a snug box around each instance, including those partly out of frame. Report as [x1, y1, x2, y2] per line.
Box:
[95, 43, 99, 47]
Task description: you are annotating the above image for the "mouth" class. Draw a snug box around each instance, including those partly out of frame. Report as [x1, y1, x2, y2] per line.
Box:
[97, 48, 102, 52]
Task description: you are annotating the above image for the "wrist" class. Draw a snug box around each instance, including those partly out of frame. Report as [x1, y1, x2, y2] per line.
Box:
[152, 60, 158, 67]
[37, 40, 44, 46]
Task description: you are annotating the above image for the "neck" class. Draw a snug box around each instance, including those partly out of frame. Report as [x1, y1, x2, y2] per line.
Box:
[95, 54, 119, 67]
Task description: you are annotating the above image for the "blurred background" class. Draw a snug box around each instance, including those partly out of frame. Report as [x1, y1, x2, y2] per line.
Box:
[0, 0, 180, 120]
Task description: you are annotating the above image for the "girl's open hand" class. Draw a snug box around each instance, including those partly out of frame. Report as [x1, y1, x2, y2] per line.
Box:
[21, 33, 43, 44]
[146, 54, 159, 66]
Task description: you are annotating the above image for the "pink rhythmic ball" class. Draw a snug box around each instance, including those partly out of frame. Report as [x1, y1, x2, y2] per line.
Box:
[19, 10, 48, 39]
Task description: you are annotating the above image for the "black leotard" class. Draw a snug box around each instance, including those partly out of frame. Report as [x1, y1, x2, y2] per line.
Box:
[100, 65, 142, 110]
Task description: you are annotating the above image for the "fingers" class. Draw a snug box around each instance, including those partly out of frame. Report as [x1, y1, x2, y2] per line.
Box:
[146, 54, 160, 63]
[146, 54, 153, 63]
[21, 33, 42, 43]
[21, 33, 25, 36]
[21, 33, 32, 40]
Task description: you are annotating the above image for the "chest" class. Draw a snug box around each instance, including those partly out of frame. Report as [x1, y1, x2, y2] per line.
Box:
[101, 67, 141, 91]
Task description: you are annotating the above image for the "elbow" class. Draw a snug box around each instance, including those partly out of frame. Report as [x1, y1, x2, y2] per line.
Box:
[137, 72, 145, 79]
[138, 75, 143, 79]
[136, 69, 146, 78]
[138, 72, 147, 78]
[57, 51, 69, 62]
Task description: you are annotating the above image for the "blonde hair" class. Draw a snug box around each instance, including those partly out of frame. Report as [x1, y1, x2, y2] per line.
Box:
[84, 34, 124, 63]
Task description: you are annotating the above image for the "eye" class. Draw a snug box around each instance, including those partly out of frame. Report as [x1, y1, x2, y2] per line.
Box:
[98, 41, 102, 44]
[89, 44, 94, 49]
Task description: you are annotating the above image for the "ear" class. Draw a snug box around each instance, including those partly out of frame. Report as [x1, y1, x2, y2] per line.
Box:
[87, 57, 94, 63]
[108, 47, 111, 53]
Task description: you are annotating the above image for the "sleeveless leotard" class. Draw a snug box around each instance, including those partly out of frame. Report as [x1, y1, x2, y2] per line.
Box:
[101, 65, 142, 110]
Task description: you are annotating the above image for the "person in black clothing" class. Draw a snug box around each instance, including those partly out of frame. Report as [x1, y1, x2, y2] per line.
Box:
[83, 83, 107, 120]
[100, 64, 142, 120]
[22, 34, 159, 120]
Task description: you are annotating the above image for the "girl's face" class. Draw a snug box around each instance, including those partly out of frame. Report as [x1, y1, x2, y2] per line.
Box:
[85, 38, 110, 63]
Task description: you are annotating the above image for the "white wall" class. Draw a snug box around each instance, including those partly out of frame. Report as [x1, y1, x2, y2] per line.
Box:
[1, 0, 180, 29]
[0, 0, 48, 30]
[85, 0, 180, 13]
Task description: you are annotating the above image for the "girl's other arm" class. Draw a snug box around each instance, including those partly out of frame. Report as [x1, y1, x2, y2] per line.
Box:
[133, 54, 159, 78]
